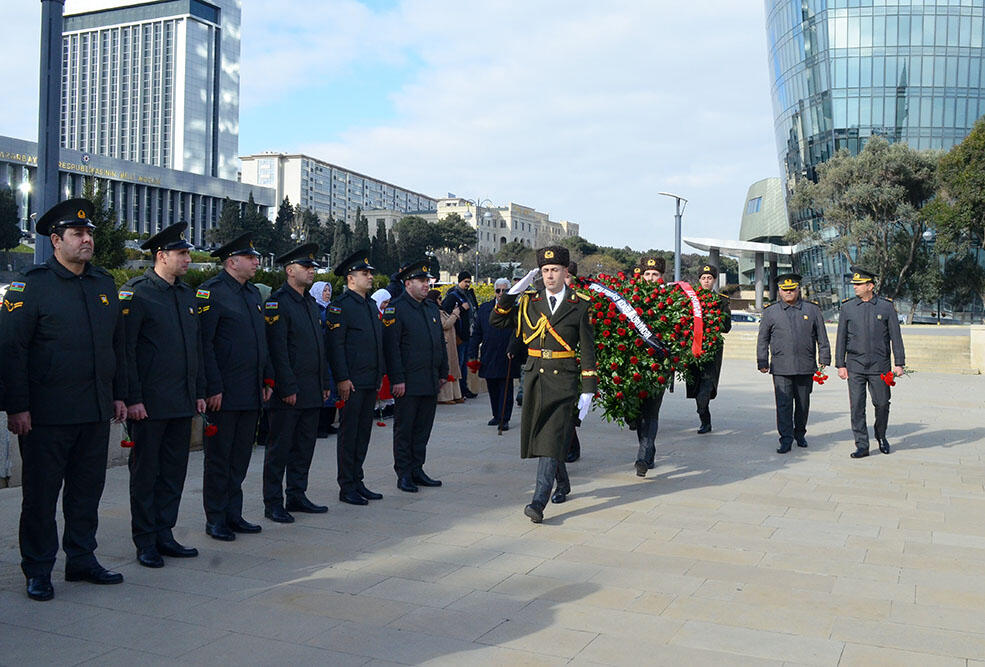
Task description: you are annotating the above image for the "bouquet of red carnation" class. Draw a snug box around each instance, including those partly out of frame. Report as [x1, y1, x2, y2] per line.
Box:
[813, 367, 829, 385]
[202, 414, 218, 438]
[880, 371, 897, 386]
[120, 422, 135, 448]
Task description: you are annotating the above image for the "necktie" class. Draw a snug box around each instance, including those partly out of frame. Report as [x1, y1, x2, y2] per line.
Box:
[549, 296, 557, 312]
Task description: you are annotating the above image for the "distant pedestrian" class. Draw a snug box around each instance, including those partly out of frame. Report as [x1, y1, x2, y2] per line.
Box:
[431, 289, 463, 404]
[469, 278, 521, 429]
[310, 280, 338, 436]
[441, 271, 478, 399]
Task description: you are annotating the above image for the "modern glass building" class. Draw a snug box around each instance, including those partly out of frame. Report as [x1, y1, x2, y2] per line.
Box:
[766, 0, 985, 303]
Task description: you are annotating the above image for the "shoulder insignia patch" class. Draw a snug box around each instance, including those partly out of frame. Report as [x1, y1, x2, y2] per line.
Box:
[264, 314, 279, 325]
[9, 281, 25, 292]
[4, 298, 23, 312]
[197, 305, 210, 315]
[842, 297, 853, 303]
[884, 297, 893, 302]
[810, 299, 819, 305]
[118, 290, 133, 301]
[328, 305, 342, 314]
[577, 291, 591, 301]
[196, 289, 210, 299]
[763, 302, 774, 308]
[265, 301, 278, 310]
[383, 306, 395, 315]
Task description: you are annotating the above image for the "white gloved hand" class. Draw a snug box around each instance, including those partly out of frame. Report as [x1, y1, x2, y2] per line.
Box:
[577, 392, 594, 421]
[508, 268, 540, 295]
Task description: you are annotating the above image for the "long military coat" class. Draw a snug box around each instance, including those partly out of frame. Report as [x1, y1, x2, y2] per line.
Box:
[264, 283, 332, 410]
[835, 295, 905, 374]
[756, 298, 831, 375]
[685, 290, 732, 400]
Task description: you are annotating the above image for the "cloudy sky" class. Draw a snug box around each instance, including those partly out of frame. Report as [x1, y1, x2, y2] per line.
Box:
[1, 0, 780, 251]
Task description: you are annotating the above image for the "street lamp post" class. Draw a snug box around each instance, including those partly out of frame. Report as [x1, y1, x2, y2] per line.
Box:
[922, 228, 945, 325]
[657, 192, 688, 282]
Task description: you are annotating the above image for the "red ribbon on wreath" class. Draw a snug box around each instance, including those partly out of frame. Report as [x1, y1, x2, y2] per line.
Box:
[675, 281, 704, 357]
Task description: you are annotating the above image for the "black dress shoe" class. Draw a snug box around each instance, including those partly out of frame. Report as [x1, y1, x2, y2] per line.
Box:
[487, 418, 499, 426]
[516, 396, 522, 407]
[356, 485, 383, 500]
[325, 424, 340, 434]
[65, 564, 124, 585]
[463, 390, 478, 399]
[137, 546, 164, 568]
[797, 438, 808, 448]
[524, 504, 543, 523]
[229, 517, 262, 533]
[206, 522, 236, 541]
[697, 423, 712, 434]
[26, 575, 54, 601]
[850, 449, 870, 459]
[412, 471, 442, 487]
[397, 476, 419, 493]
[500, 423, 510, 432]
[551, 488, 569, 504]
[157, 539, 198, 558]
[776, 445, 791, 454]
[878, 438, 891, 454]
[286, 496, 329, 513]
[635, 460, 648, 477]
[565, 450, 578, 463]
[339, 489, 369, 505]
[264, 506, 295, 523]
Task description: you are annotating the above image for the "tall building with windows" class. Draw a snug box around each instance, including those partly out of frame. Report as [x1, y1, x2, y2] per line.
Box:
[61, 0, 241, 180]
[766, 0, 985, 301]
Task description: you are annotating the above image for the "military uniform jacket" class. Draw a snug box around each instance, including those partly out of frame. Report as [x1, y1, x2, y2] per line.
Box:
[0, 257, 126, 425]
[382, 293, 449, 396]
[685, 290, 732, 399]
[835, 295, 905, 374]
[121, 269, 205, 419]
[469, 299, 521, 380]
[198, 269, 272, 411]
[756, 299, 831, 375]
[264, 284, 331, 410]
[326, 289, 385, 390]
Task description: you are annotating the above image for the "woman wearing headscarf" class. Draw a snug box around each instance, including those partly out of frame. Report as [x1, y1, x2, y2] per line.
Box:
[429, 289, 463, 404]
[371, 289, 395, 415]
[310, 281, 338, 437]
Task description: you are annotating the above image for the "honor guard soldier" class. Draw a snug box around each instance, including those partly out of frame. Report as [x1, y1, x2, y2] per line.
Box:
[199, 232, 273, 541]
[121, 222, 205, 568]
[490, 246, 597, 523]
[262, 243, 332, 523]
[634, 255, 667, 476]
[756, 273, 831, 453]
[836, 267, 905, 458]
[383, 261, 448, 493]
[0, 198, 127, 601]
[685, 264, 732, 433]
[326, 250, 386, 506]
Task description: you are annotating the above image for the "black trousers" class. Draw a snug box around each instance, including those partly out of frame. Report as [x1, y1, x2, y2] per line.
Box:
[636, 390, 665, 466]
[772, 374, 812, 448]
[19, 422, 109, 577]
[531, 457, 569, 510]
[694, 379, 714, 425]
[263, 407, 319, 508]
[393, 394, 437, 478]
[337, 388, 376, 492]
[848, 372, 891, 449]
[203, 410, 259, 526]
[128, 417, 192, 548]
[485, 377, 514, 424]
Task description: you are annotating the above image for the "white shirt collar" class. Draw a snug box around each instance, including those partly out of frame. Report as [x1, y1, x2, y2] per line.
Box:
[545, 285, 565, 314]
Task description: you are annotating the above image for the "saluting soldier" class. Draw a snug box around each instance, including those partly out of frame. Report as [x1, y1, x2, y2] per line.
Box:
[757, 273, 830, 454]
[326, 250, 385, 506]
[490, 246, 597, 523]
[262, 243, 332, 523]
[383, 260, 448, 493]
[633, 255, 668, 476]
[121, 222, 205, 568]
[0, 199, 127, 601]
[685, 264, 732, 433]
[836, 267, 905, 458]
[199, 232, 273, 541]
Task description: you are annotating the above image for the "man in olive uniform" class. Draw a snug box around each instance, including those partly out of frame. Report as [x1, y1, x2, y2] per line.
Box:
[263, 243, 332, 523]
[326, 250, 385, 506]
[685, 264, 732, 433]
[490, 246, 597, 523]
[836, 266, 905, 458]
[634, 255, 668, 476]
[121, 222, 205, 568]
[0, 198, 127, 601]
[757, 273, 831, 454]
[383, 260, 448, 493]
[199, 232, 273, 540]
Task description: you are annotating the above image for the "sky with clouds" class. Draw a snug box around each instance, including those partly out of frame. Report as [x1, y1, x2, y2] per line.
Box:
[1, 0, 780, 251]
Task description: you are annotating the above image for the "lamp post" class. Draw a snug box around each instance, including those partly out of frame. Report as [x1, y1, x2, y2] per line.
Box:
[922, 228, 945, 325]
[657, 192, 688, 282]
[463, 198, 493, 280]
[17, 181, 32, 231]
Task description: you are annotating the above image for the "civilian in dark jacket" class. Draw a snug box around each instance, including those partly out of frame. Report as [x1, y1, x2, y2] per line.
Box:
[469, 278, 521, 429]
[441, 271, 478, 398]
[310, 280, 338, 436]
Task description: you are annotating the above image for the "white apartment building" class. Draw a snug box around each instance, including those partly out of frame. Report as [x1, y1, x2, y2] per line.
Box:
[423, 198, 579, 254]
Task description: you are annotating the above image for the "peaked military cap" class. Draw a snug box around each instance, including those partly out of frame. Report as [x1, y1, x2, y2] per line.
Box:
[210, 232, 261, 260]
[141, 222, 194, 253]
[536, 245, 569, 268]
[699, 263, 718, 278]
[849, 266, 876, 284]
[276, 242, 321, 268]
[395, 259, 434, 281]
[333, 249, 374, 276]
[776, 272, 802, 290]
[638, 255, 666, 272]
[35, 198, 96, 236]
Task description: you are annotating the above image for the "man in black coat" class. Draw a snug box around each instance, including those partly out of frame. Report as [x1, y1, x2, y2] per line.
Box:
[199, 233, 273, 541]
[685, 264, 732, 433]
[121, 222, 205, 568]
[383, 260, 449, 492]
[757, 273, 831, 454]
[441, 270, 478, 398]
[326, 249, 385, 506]
[0, 198, 127, 601]
[469, 278, 520, 430]
[262, 243, 332, 523]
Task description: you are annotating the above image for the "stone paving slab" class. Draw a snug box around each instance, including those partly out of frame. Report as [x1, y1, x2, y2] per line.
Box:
[1, 359, 984, 665]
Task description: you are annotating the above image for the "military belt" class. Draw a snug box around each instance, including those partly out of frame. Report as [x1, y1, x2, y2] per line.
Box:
[528, 348, 575, 359]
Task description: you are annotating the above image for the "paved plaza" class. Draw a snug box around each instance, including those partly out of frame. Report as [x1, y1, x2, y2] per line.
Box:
[1, 360, 985, 665]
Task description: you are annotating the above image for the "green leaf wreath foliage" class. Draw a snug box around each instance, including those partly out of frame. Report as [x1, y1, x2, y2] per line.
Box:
[584, 271, 728, 426]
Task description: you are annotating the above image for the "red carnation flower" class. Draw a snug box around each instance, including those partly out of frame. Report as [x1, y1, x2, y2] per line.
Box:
[204, 424, 218, 438]
[630, 355, 639, 364]
[617, 344, 627, 351]
[616, 391, 624, 399]
[603, 318, 612, 325]
[658, 376, 667, 384]
[634, 339, 643, 347]
[635, 307, 643, 315]
[650, 362, 660, 371]
[647, 309, 654, 316]
[638, 390, 649, 399]
[617, 327, 627, 336]
[613, 375, 622, 384]
[647, 348, 656, 357]
[602, 330, 611, 338]
[660, 315, 668, 322]
[335, 400, 346, 409]
[632, 372, 642, 381]
[618, 313, 626, 322]
[610, 362, 619, 370]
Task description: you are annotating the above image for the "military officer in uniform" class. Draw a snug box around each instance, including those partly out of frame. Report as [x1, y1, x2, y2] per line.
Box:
[685, 264, 732, 433]
[634, 255, 668, 476]
[199, 232, 273, 540]
[490, 246, 597, 523]
[262, 243, 332, 523]
[326, 250, 386, 506]
[757, 273, 831, 453]
[0, 199, 127, 601]
[121, 222, 205, 567]
[383, 260, 448, 492]
[835, 267, 905, 458]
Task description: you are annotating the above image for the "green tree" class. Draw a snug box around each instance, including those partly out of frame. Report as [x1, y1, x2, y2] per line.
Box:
[331, 220, 353, 269]
[239, 192, 277, 256]
[0, 186, 21, 267]
[209, 197, 241, 247]
[82, 178, 127, 269]
[434, 213, 475, 253]
[352, 207, 370, 252]
[370, 220, 391, 274]
[272, 196, 294, 255]
[495, 241, 535, 266]
[307, 213, 334, 260]
[791, 136, 938, 298]
[386, 227, 399, 274]
[935, 116, 985, 251]
[393, 215, 436, 264]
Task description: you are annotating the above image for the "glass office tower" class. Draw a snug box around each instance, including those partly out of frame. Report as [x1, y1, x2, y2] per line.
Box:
[765, 0, 985, 302]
